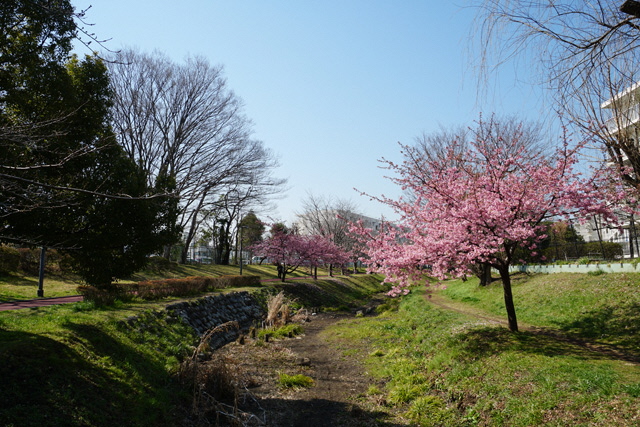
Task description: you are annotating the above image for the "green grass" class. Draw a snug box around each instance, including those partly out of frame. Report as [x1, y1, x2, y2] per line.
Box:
[271, 274, 389, 310]
[441, 272, 640, 355]
[0, 273, 385, 425]
[278, 373, 314, 389]
[0, 272, 82, 301]
[0, 263, 348, 302]
[5, 266, 639, 426]
[257, 323, 304, 340]
[327, 278, 640, 426]
[0, 302, 198, 426]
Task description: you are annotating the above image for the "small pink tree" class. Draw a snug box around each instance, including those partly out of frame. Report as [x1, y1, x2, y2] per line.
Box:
[299, 234, 351, 279]
[353, 118, 617, 332]
[250, 228, 350, 282]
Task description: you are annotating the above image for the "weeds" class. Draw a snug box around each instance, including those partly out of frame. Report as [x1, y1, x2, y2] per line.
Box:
[178, 321, 266, 426]
[278, 373, 314, 389]
[265, 291, 291, 327]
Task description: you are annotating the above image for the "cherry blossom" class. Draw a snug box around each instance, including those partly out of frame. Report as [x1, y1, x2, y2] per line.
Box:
[351, 118, 620, 331]
[250, 229, 350, 282]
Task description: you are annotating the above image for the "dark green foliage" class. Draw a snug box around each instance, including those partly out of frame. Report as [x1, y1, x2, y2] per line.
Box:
[240, 210, 265, 248]
[540, 241, 623, 262]
[64, 147, 173, 287]
[0, 2, 178, 287]
[146, 255, 178, 271]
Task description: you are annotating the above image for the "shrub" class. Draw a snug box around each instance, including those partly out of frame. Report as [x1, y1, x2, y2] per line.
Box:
[587, 268, 606, 276]
[214, 275, 261, 288]
[5, 247, 75, 275]
[583, 241, 623, 260]
[0, 245, 20, 274]
[77, 274, 264, 303]
[77, 285, 118, 306]
[134, 277, 208, 300]
[17, 247, 41, 274]
[146, 256, 177, 271]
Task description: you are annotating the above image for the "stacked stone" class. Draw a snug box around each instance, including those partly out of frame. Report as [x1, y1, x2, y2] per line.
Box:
[166, 291, 264, 350]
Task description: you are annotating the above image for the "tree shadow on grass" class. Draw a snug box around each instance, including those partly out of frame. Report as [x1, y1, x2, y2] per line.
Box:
[452, 320, 640, 365]
[551, 301, 640, 361]
[0, 275, 38, 287]
[0, 324, 186, 426]
[0, 329, 134, 426]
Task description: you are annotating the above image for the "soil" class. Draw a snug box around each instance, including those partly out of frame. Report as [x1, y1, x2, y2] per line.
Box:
[202, 310, 405, 427]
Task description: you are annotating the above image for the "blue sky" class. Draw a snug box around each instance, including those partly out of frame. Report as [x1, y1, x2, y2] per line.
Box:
[74, 1, 546, 224]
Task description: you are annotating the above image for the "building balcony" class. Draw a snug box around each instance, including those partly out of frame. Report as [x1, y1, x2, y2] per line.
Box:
[604, 103, 640, 136]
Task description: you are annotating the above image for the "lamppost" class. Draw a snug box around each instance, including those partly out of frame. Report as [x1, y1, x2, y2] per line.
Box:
[239, 224, 244, 275]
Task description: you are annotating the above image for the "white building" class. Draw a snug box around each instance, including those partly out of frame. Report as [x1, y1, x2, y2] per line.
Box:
[588, 82, 640, 257]
[602, 81, 640, 137]
[293, 210, 385, 236]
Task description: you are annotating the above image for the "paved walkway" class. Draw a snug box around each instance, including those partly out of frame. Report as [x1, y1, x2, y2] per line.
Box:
[0, 295, 84, 311]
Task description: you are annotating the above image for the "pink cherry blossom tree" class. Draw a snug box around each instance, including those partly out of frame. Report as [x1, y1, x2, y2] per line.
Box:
[250, 228, 350, 282]
[299, 234, 351, 279]
[352, 117, 618, 332]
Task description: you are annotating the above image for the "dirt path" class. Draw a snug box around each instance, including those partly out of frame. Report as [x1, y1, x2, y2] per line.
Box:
[215, 311, 402, 427]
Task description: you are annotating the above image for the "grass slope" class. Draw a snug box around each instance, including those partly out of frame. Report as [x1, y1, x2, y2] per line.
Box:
[4, 268, 639, 426]
[0, 262, 335, 301]
[0, 272, 386, 426]
[327, 273, 640, 426]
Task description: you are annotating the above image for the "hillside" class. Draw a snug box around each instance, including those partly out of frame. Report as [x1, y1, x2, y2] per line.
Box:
[1, 270, 639, 426]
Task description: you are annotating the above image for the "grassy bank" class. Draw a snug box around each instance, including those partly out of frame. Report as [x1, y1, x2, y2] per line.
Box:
[327, 274, 640, 426]
[0, 262, 342, 302]
[441, 272, 640, 356]
[4, 268, 639, 425]
[0, 273, 386, 426]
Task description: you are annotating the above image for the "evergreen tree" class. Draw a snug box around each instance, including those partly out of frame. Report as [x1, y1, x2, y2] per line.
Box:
[0, 1, 178, 287]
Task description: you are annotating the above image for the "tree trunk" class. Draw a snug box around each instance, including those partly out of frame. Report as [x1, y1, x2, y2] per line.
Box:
[220, 222, 232, 265]
[475, 263, 492, 286]
[162, 245, 172, 260]
[497, 266, 518, 332]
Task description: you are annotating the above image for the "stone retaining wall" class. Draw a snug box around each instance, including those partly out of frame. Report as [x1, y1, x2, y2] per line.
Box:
[166, 291, 264, 350]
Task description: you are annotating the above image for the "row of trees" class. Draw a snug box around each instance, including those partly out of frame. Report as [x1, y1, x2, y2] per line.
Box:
[250, 223, 350, 282]
[0, 1, 285, 286]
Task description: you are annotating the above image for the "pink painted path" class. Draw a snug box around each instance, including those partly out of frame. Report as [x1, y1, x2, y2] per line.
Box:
[0, 295, 83, 311]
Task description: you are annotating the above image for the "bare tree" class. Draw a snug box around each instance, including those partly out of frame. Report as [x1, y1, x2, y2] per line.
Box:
[475, 0, 640, 183]
[296, 192, 362, 273]
[108, 49, 286, 263]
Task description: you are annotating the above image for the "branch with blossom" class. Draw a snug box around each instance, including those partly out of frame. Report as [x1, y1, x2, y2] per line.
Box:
[350, 117, 622, 331]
